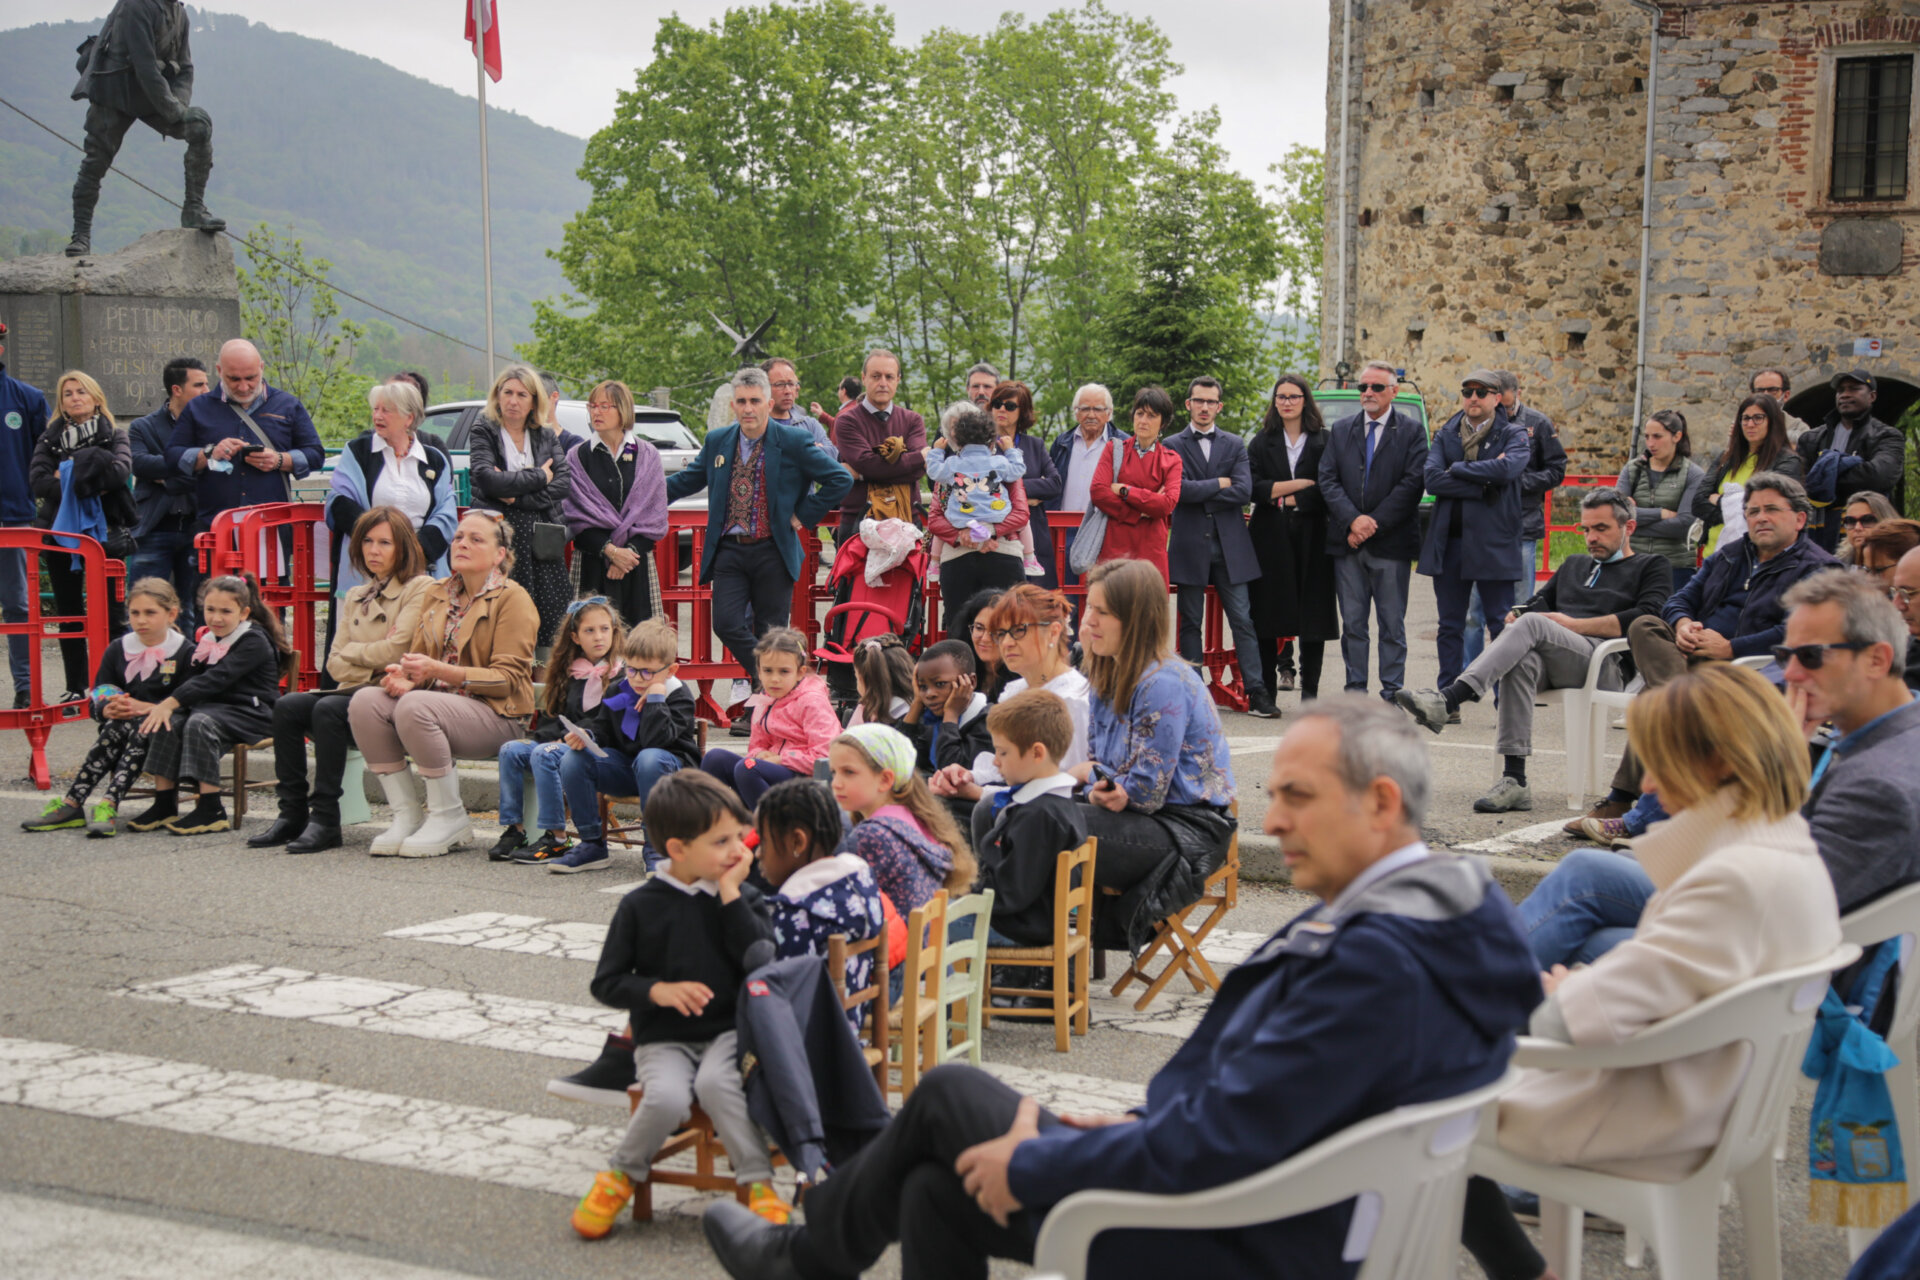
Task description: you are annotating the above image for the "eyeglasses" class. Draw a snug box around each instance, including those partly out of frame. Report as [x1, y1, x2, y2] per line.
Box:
[989, 624, 1032, 644]
[968, 621, 991, 635]
[1769, 640, 1872, 670]
[1841, 515, 1881, 528]
[1358, 382, 1392, 393]
[769, 380, 799, 389]
[1461, 387, 1497, 399]
[1752, 384, 1786, 395]
[1743, 503, 1794, 520]
[1273, 393, 1305, 403]
[627, 667, 659, 684]
[1739, 413, 1770, 425]
[1188, 398, 1221, 408]
[1074, 406, 1107, 415]
[1895, 586, 1918, 607]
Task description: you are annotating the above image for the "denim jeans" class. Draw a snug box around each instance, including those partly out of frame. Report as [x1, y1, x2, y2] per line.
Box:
[1175, 542, 1266, 698]
[1620, 790, 1668, 838]
[0, 547, 31, 695]
[1333, 547, 1412, 695]
[126, 522, 201, 631]
[563, 746, 682, 869]
[1516, 847, 1654, 969]
[702, 747, 798, 810]
[498, 738, 569, 831]
[1433, 573, 1515, 691]
[1464, 539, 1535, 665]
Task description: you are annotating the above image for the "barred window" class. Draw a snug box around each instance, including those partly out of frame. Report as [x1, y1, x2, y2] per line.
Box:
[1832, 55, 1913, 201]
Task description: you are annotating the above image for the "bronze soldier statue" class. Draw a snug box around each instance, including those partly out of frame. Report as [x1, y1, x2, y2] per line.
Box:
[67, 0, 225, 257]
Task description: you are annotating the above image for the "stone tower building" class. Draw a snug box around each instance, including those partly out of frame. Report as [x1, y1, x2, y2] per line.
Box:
[1324, 0, 1920, 471]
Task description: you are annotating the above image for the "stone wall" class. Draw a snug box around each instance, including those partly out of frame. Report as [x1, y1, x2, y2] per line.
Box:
[1323, 1, 1920, 471]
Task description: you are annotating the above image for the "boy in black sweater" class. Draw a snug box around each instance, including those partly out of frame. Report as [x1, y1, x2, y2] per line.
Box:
[572, 771, 784, 1239]
[898, 639, 992, 776]
[972, 690, 1089, 946]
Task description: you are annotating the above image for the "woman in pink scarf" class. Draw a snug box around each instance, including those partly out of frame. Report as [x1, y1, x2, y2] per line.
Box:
[563, 380, 669, 627]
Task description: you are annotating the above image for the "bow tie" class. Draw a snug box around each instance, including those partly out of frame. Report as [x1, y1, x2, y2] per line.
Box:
[989, 789, 1018, 823]
[126, 643, 170, 681]
[604, 684, 642, 739]
[193, 631, 239, 665]
[570, 659, 611, 710]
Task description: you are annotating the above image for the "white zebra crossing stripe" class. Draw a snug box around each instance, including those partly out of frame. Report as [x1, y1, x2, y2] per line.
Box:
[117, 964, 1149, 1115]
[0, 1190, 487, 1280]
[386, 911, 1273, 972]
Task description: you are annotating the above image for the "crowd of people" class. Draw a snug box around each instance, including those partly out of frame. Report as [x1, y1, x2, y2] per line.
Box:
[6, 314, 1920, 1276]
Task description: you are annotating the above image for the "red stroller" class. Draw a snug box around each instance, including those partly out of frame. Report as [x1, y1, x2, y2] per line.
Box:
[814, 534, 929, 716]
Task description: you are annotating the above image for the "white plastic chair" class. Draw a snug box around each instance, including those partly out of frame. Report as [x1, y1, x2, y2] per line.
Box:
[1471, 945, 1859, 1280]
[1542, 637, 1629, 810]
[1031, 1069, 1519, 1280]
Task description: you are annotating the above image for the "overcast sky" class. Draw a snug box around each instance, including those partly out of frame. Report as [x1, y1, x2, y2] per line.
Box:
[24, 1, 1327, 187]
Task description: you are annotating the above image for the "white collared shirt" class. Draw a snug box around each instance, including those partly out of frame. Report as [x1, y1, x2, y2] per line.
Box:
[1193, 427, 1214, 462]
[371, 432, 433, 525]
[1004, 772, 1079, 806]
[1284, 429, 1307, 474]
[1326, 841, 1431, 917]
[500, 426, 536, 473]
[655, 869, 719, 897]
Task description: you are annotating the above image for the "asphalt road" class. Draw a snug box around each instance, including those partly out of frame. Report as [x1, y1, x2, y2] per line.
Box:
[0, 585, 1864, 1278]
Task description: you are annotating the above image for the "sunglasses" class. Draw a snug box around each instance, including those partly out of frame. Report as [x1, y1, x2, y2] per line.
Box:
[1841, 515, 1881, 528]
[1461, 387, 1497, 399]
[990, 400, 1020, 411]
[1358, 382, 1392, 393]
[1769, 640, 1871, 670]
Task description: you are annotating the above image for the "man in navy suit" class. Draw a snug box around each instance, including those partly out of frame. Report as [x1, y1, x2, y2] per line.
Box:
[1419, 370, 1529, 696]
[1318, 362, 1427, 700]
[1167, 377, 1277, 718]
[667, 367, 851, 678]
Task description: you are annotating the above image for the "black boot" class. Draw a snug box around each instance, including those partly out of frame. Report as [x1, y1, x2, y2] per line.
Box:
[285, 821, 343, 855]
[247, 805, 308, 848]
[180, 131, 225, 234]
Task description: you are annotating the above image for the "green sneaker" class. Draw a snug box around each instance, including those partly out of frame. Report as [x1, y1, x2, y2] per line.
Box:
[85, 800, 118, 838]
[23, 798, 85, 831]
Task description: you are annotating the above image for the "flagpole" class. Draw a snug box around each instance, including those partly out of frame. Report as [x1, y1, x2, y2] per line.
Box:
[475, 36, 497, 384]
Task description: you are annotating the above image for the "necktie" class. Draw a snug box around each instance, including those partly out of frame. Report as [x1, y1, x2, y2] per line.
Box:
[988, 788, 1018, 829]
[1363, 421, 1380, 485]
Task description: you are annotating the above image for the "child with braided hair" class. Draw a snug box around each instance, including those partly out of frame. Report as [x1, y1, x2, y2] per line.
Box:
[754, 777, 889, 1021]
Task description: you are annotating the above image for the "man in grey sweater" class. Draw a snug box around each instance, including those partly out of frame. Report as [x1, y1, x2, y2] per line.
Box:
[1518, 572, 1920, 971]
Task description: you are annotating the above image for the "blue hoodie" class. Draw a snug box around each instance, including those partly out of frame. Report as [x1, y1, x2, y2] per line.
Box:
[0, 367, 50, 524]
[1007, 854, 1542, 1280]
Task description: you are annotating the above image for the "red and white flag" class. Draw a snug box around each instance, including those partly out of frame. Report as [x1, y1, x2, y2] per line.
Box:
[465, 0, 501, 82]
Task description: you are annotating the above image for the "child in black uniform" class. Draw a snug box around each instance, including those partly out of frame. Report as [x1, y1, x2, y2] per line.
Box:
[974, 689, 1089, 946]
[22, 578, 188, 838]
[129, 574, 290, 836]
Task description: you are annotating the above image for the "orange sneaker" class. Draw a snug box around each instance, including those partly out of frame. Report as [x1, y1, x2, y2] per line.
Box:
[748, 1181, 792, 1225]
[571, 1169, 634, 1239]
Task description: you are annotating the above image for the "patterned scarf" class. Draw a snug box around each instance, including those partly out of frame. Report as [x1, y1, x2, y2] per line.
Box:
[439, 570, 507, 677]
[355, 575, 394, 621]
[725, 434, 770, 539]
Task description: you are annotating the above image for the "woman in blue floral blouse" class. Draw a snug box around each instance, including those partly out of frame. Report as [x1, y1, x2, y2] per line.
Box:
[1074, 559, 1237, 951]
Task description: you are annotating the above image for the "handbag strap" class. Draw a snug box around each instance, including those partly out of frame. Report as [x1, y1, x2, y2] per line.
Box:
[228, 400, 293, 501]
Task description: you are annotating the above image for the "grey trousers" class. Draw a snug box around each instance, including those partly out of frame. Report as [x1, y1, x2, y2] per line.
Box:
[1334, 547, 1413, 695]
[612, 1031, 772, 1184]
[1457, 613, 1604, 757]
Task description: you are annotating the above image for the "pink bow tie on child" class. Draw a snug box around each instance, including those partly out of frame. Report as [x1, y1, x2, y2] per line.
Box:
[193, 632, 237, 665]
[126, 644, 169, 681]
[570, 659, 611, 709]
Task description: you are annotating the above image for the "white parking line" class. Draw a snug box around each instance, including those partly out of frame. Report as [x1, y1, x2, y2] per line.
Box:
[0, 1190, 486, 1280]
[1455, 819, 1572, 854]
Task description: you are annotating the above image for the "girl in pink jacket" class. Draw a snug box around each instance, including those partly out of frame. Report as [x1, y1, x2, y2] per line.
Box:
[699, 627, 841, 809]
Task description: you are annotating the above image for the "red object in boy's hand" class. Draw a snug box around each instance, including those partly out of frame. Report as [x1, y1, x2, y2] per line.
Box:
[742, 829, 759, 850]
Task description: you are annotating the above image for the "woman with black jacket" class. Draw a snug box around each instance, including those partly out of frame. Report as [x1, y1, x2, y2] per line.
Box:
[30, 369, 136, 700]
[1246, 375, 1338, 700]
[561, 379, 667, 628]
[468, 364, 574, 652]
[1692, 394, 1805, 559]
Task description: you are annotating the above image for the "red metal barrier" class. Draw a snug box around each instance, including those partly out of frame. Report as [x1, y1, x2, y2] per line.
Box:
[651, 511, 825, 727]
[236, 503, 328, 691]
[0, 529, 123, 789]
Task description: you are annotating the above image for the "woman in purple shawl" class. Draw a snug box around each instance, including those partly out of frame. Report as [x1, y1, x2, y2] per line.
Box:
[562, 381, 669, 627]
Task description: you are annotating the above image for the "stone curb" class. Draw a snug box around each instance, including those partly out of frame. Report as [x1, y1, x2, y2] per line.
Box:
[1237, 831, 1553, 903]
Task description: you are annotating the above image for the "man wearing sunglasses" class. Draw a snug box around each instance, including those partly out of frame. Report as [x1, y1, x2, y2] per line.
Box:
[1570, 473, 1836, 839]
[1463, 370, 1566, 668]
[1318, 361, 1427, 700]
[1520, 573, 1919, 971]
[1419, 369, 1529, 693]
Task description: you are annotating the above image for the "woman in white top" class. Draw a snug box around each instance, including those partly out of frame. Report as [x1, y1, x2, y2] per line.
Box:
[930, 584, 1089, 845]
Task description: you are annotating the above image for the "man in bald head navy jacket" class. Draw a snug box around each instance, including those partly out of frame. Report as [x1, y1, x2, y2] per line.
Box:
[1318, 362, 1428, 700]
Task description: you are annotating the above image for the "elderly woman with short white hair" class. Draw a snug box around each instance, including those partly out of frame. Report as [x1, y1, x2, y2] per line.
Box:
[327, 379, 458, 595]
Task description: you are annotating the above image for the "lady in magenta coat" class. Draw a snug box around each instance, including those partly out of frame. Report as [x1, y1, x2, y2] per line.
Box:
[1090, 385, 1183, 584]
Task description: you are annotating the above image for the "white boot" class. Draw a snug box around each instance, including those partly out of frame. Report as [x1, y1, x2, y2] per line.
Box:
[399, 771, 472, 858]
[369, 768, 424, 856]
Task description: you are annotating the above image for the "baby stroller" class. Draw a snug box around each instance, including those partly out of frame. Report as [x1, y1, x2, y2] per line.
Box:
[814, 526, 929, 718]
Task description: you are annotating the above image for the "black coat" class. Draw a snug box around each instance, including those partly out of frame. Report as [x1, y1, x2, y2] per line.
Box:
[1246, 427, 1338, 643]
[1318, 407, 1427, 559]
[29, 415, 138, 552]
[468, 418, 573, 521]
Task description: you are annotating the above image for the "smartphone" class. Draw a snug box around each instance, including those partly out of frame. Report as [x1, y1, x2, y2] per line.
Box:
[1087, 762, 1116, 789]
[233, 443, 265, 457]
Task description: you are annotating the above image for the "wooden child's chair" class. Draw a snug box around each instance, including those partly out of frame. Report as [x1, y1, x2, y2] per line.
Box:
[985, 838, 1097, 1053]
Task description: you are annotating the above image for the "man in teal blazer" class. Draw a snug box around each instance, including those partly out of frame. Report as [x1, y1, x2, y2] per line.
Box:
[668, 367, 852, 683]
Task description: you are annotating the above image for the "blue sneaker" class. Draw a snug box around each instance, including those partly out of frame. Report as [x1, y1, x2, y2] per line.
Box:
[550, 839, 610, 874]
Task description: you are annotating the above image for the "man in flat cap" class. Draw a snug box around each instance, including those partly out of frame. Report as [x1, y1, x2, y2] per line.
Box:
[67, 0, 224, 257]
[1796, 368, 1906, 552]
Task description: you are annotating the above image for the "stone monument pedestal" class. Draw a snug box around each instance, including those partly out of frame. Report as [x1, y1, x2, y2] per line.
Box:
[0, 229, 241, 418]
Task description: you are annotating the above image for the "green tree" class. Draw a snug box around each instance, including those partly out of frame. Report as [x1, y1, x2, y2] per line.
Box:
[1096, 113, 1281, 420]
[525, 0, 896, 402]
[1268, 144, 1325, 379]
[236, 223, 371, 443]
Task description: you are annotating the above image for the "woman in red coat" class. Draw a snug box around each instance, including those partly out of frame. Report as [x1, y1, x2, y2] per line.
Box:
[1090, 385, 1183, 583]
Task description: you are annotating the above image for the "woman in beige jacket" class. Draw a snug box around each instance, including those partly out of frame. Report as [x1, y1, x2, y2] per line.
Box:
[349, 511, 538, 859]
[256, 507, 433, 855]
[1463, 663, 1842, 1280]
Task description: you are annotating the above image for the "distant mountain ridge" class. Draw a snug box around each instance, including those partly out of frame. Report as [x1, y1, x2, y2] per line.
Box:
[0, 10, 588, 358]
